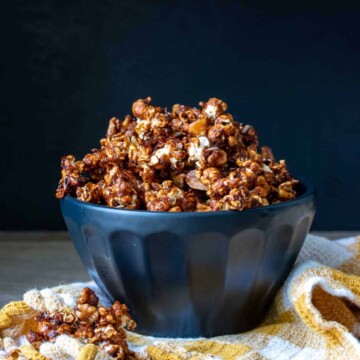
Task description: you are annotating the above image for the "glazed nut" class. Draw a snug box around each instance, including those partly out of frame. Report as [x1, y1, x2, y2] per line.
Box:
[188, 117, 208, 136]
[186, 170, 207, 190]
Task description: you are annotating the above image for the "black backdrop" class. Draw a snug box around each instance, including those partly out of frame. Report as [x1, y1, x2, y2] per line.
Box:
[1, 1, 360, 230]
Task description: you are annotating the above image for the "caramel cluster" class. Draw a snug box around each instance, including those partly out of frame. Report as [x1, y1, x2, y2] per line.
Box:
[56, 97, 299, 211]
[27, 288, 136, 359]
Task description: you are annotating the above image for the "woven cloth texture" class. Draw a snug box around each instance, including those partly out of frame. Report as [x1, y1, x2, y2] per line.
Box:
[1, 233, 360, 360]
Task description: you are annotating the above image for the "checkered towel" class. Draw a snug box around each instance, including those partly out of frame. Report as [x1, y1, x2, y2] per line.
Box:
[1, 233, 360, 360]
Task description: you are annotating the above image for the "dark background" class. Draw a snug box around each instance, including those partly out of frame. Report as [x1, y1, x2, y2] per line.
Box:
[1, 1, 359, 230]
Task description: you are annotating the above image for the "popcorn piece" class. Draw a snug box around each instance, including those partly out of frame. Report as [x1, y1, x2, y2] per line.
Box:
[186, 136, 210, 167]
[55, 156, 87, 199]
[76, 182, 103, 204]
[199, 98, 228, 120]
[205, 147, 228, 167]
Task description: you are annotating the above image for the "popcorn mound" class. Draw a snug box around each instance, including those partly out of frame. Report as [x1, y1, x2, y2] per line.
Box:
[56, 97, 299, 211]
[26, 288, 136, 360]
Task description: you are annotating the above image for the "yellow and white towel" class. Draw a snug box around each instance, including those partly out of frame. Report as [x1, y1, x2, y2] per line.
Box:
[1, 233, 360, 360]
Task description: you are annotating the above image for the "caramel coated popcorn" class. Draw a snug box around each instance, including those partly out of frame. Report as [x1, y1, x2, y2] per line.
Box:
[26, 288, 136, 360]
[56, 97, 299, 211]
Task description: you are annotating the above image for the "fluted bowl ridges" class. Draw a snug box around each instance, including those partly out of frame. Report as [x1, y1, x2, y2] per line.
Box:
[60, 179, 316, 337]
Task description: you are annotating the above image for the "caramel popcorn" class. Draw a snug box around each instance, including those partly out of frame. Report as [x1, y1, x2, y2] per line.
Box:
[26, 288, 136, 360]
[56, 97, 299, 211]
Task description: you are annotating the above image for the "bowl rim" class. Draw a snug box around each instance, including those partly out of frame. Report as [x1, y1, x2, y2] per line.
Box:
[61, 177, 315, 216]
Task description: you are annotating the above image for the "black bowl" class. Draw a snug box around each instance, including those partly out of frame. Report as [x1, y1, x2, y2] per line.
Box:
[60, 179, 315, 337]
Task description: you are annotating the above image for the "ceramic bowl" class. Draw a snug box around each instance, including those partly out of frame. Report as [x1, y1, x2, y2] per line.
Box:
[60, 179, 315, 337]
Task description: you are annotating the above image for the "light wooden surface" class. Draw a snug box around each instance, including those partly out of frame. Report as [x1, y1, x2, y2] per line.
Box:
[0, 232, 89, 306]
[0, 231, 358, 307]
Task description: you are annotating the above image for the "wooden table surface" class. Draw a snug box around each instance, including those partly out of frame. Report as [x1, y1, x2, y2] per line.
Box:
[0, 231, 358, 307]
